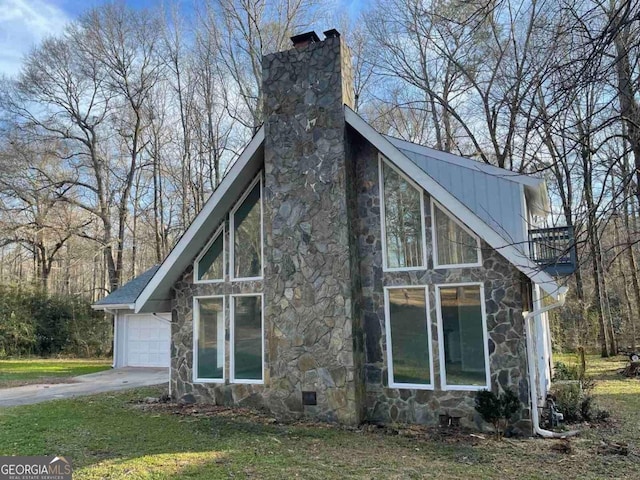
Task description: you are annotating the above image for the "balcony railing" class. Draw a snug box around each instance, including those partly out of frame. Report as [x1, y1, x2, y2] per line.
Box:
[529, 226, 577, 276]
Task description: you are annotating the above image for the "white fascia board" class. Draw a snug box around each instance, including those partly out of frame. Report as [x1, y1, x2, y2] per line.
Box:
[346, 107, 565, 300]
[91, 303, 134, 311]
[134, 126, 266, 313]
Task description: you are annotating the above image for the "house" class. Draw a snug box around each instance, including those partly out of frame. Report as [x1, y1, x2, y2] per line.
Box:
[116, 30, 573, 433]
[93, 266, 171, 368]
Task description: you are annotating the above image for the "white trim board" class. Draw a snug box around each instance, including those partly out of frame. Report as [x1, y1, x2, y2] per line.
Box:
[345, 106, 566, 300]
[135, 127, 265, 313]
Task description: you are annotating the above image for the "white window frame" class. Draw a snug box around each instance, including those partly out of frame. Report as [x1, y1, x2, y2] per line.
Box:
[230, 175, 264, 282]
[384, 285, 434, 390]
[193, 224, 225, 284]
[230, 293, 264, 385]
[431, 200, 482, 269]
[435, 282, 491, 391]
[378, 155, 428, 272]
[193, 295, 226, 384]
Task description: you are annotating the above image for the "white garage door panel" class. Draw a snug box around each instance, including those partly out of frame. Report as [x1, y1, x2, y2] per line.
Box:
[126, 315, 170, 367]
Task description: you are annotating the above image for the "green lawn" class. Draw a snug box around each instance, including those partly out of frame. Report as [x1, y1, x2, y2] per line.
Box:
[0, 355, 637, 479]
[0, 359, 112, 388]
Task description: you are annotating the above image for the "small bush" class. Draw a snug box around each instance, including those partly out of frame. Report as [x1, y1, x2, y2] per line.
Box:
[550, 381, 609, 424]
[553, 361, 581, 381]
[475, 389, 520, 438]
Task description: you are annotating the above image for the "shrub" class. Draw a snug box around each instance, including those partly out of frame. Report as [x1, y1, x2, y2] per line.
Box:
[553, 361, 581, 381]
[475, 388, 520, 438]
[0, 285, 111, 358]
[550, 381, 609, 424]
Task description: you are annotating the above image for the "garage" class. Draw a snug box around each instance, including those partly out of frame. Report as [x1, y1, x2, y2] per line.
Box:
[92, 265, 171, 369]
[122, 314, 171, 367]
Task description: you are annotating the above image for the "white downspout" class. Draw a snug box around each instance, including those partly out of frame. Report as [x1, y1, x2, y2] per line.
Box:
[523, 288, 579, 438]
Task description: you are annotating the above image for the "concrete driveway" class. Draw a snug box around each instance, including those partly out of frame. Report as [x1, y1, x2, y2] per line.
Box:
[0, 367, 169, 407]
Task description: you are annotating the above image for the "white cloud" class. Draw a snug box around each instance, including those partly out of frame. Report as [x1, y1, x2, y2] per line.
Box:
[0, 0, 69, 76]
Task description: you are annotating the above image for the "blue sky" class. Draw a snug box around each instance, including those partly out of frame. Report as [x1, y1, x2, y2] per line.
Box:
[0, 0, 366, 76]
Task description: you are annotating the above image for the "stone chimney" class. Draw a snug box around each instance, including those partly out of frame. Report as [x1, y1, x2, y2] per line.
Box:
[262, 31, 363, 424]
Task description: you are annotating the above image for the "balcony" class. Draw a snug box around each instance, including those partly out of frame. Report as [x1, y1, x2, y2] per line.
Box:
[529, 226, 577, 276]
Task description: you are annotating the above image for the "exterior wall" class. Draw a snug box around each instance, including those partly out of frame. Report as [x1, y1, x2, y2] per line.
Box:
[113, 312, 127, 368]
[171, 35, 365, 424]
[351, 134, 532, 432]
[171, 230, 268, 407]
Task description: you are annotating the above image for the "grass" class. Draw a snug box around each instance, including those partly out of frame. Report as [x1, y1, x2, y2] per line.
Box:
[0, 358, 112, 388]
[0, 355, 637, 479]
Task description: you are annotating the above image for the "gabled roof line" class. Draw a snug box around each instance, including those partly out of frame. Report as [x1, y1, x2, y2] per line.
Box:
[346, 106, 565, 300]
[134, 126, 266, 313]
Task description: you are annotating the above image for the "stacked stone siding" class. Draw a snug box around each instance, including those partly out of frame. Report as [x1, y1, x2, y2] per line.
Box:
[261, 35, 363, 424]
[350, 135, 532, 431]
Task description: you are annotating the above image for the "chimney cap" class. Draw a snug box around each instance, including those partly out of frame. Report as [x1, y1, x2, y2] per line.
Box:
[323, 29, 341, 38]
[290, 31, 321, 47]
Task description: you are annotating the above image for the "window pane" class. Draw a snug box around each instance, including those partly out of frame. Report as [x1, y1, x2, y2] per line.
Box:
[198, 233, 224, 281]
[438, 285, 487, 386]
[388, 288, 431, 385]
[197, 298, 224, 380]
[382, 162, 424, 268]
[434, 205, 479, 266]
[233, 296, 262, 381]
[233, 182, 262, 278]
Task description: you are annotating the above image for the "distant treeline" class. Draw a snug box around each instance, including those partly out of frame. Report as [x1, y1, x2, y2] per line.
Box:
[0, 285, 111, 358]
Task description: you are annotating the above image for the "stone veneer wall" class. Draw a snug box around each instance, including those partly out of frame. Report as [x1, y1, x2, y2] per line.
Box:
[261, 35, 363, 424]
[171, 221, 268, 407]
[350, 133, 533, 432]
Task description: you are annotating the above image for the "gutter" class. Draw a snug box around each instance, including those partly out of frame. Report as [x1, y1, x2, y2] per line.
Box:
[523, 287, 579, 438]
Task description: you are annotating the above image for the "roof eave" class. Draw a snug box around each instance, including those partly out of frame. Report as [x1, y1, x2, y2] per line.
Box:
[91, 303, 134, 311]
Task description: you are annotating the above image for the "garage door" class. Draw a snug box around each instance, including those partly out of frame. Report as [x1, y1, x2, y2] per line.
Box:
[125, 315, 170, 367]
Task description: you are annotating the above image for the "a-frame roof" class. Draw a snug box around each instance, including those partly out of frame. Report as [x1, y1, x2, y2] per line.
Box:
[134, 109, 565, 313]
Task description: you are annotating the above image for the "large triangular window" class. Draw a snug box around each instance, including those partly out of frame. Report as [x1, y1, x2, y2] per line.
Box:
[231, 176, 263, 280]
[379, 156, 427, 270]
[195, 226, 224, 282]
[432, 202, 481, 268]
